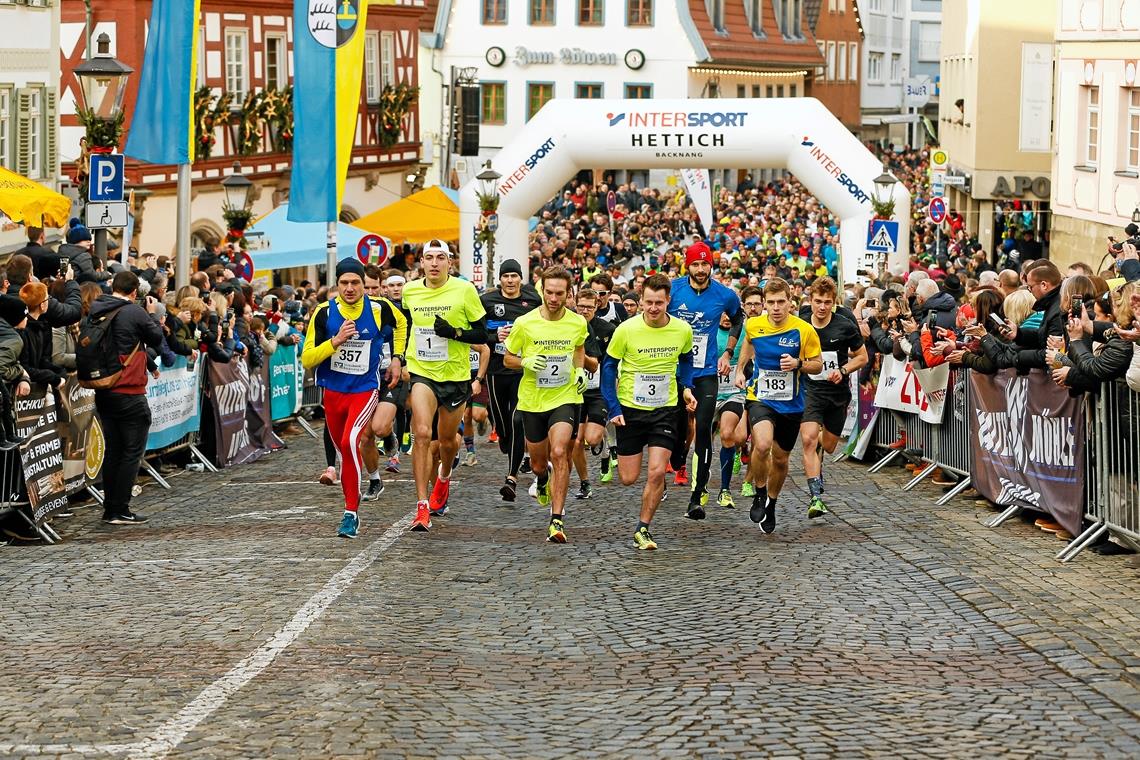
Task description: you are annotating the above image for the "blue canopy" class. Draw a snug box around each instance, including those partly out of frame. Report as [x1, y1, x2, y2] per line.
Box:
[246, 204, 373, 270]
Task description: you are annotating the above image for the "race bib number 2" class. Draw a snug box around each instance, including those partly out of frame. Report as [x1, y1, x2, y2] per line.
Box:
[536, 355, 570, 387]
[754, 369, 793, 401]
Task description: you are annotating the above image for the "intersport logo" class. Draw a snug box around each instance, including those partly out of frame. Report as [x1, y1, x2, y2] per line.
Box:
[801, 136, 870, 205]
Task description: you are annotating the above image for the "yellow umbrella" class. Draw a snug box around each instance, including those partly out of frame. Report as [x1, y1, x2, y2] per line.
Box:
[0, 166, 72, 228]
[356, 186, 459, 243]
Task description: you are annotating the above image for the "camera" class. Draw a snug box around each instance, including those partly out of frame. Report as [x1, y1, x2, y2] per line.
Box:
[58, 258, 70, 278]
[925, 312, 939, 330]
[1109, 235, 1140, 253]
[225, 308, 235, 321]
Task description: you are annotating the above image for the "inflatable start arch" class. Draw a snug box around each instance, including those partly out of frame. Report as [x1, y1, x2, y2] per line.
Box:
[459, 98, 911, 289]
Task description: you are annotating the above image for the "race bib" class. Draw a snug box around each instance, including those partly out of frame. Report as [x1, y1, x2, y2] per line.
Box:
[754, 369, 793, 401]
[331, 339, 370, 375]
[536, 354, 570, 388]
[692, 334, 709, 369]
[719, 365, 737, 396]
[414, 326, 448, 362]
[633, 372, 671, 408]
[469, 348, 481, 372]
[585, 368, 600, 390]
[494, 323, 513, 355]
[379, 341, 392, 370]
[809, 351, 839, 382]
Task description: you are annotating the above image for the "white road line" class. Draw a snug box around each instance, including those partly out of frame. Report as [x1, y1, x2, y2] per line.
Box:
[221, 479, 420, 486]
[64, 557, 349, 566]
[0, 512, 414, 759]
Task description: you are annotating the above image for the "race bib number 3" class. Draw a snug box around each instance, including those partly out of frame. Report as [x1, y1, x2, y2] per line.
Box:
[536, 355, 570, 388]
[331, 339, 370, 375]
[809, 351, 839, 382]
[754, 369, 793, 401]
[633, 372, 671, 407]
[414, 326, 448, 362]
[691, 334, 709, 369]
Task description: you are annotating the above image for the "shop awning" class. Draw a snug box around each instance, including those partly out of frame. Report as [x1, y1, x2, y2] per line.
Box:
[246, 204, 372, 270]
[355, 186, 459, 243]
[0, 166, 72, 228]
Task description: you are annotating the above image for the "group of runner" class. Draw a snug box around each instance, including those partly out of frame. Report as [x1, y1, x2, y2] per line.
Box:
[302, 241, 865, 549]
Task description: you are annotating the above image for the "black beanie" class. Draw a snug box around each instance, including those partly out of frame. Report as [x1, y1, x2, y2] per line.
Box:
[335, 257, 366, 280]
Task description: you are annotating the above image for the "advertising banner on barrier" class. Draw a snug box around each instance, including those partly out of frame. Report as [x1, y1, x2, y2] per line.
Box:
[208, 358, 267, 468]
[269, 343, 303, 420]
[15, 386, 68, 524]
[970, 369, 1084, 535]
[248, 359, 285, 451]
[58, 376, 100, 496]
[145, 356, 204, 451]
[873, 355, 949, 424]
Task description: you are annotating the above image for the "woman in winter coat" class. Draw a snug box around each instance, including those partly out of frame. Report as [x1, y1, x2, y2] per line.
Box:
[1056, 281, 1140, 393]
[51, 281, 102, 371]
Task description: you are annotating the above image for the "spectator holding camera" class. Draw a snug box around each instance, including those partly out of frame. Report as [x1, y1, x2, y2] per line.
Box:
[5, 254, 83, 328]
[58, 221, 112, 286]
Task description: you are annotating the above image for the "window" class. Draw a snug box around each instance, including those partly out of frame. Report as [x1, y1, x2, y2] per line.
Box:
[224, 29, 249, 101]
[737, 84, 746, 98]
[868, 0, 881, 10]
[917, 22, 940, 62]
[743, 0, 762, 35]
[868, 52, 883, 83]
[483, 0, 507, 23]
[380, 32, 395, 89]
[790, 84, 796, 97]
[364, 33, 380, 103]
[1085, 86, 1099, 166]
[892, 0, 902, 13]
[829, 0, 846, 10]
[766, 85, 774, 97]
[265, 34, 286, 91]
[816, 40, 826, 80]
[837, 42, 846, 81]
[774, 0, 802, 37]
[705, 0, 725, 32]
[826, 41, 836, 80]
[776, 84, 784, 97]
[530, 0, 555, 24]
[527, 82, 554, 120]
[579, 0, 603, 24]
[627, 0, 652, 25]
[752, 84, 761, 97]
[890, 53, 901, 83]
[0, 88, 9, 169]
[26, 88, 41, 180]
[576, 82, 603, 98]
[625, 83, 652, 98]
[481, 82, 505, 124]
[1127, 88, 1140, 172]
[848, 42, 858, 81]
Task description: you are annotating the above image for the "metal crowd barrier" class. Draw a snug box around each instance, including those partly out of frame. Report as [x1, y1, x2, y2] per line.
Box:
[294, 372, 323, 438]
[140, 361, 218, 490]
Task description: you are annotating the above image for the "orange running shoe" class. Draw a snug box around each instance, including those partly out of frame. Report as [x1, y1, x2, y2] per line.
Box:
[673, 466, 689, 486]
[410, 501, 431, 531]
[488, 429, 499, 443]
[429, 473, 451, 515]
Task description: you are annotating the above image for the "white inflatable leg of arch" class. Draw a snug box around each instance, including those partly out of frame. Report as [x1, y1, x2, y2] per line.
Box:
[460, 98, 910, 289]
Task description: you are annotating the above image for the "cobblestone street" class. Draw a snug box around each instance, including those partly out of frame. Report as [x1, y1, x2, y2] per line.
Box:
[1, 425, 1138, 759]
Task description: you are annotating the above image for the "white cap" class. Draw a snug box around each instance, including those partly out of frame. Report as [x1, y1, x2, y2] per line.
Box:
[422, 239, 450, 255]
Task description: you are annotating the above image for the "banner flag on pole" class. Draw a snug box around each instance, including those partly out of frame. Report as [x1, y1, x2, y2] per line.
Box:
[679, 168, 714, 234]
[124, 0, 201, 165]
[289, 0, 387, 222]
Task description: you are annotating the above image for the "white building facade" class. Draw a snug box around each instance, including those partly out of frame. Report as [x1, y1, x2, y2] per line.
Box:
[859, 0, 907, 140]
[0, 0, 63, 253]
[1049, 0, 1140, 271]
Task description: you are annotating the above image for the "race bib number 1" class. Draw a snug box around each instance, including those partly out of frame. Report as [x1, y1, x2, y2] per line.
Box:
[754, 369, 793, 401]
[633, 372, 671, 407]
[414, 326, 448, 362]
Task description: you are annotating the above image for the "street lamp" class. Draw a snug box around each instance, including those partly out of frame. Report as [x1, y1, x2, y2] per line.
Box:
[475, 160, 502, 286]
[74, 32, 133, 264]
[872, 167, 897, 208]
[221, 161, 255, 251]
[1131, 206, 1140, 225]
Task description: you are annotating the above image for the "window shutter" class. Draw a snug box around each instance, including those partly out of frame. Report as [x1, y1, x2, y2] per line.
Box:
[15, 88, 31, 177]
[44, 86, 57, 182]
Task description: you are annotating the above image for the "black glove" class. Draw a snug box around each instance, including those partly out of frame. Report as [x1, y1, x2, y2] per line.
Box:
[433, 315, 459, 339]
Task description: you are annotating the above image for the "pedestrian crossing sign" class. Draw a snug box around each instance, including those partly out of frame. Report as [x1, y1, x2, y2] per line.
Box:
[866, 219, 899, 253]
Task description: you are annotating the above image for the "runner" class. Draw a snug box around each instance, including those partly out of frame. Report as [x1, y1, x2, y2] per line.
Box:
[587, 274, 624, 475]
[798, 276, 868, 518]
[734, 277, 822, 534]
[601, 274, 696, 550]
[479, 259, 541, 501]
[301, 258, 407, 538]
[714, 286, 762, 508]
[668, 242, 743, 519]
[463, 344, 491, 465]
[402, 239, 488, 531]
[570, 287, 616, 499]
[373, 271, 411, 473]
[502, 266, 588, 543]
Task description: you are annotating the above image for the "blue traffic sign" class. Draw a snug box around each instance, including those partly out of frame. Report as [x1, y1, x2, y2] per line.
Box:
[928, 196, 947, 225]
[866, 219, 900, 253]
[89, 154, 125, 202]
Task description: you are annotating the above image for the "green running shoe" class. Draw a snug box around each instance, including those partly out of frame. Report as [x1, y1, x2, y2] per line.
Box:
[547, 517, 567, 543]
[536, 479, 550, 507]
[632, 526, 658, 551]
[600, 453, 614, 483]
[741, 481, 755, 498]
[807, 497, 830, 519]
[717, 489, 735, 509]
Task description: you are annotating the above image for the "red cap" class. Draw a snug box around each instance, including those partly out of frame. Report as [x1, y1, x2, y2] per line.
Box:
[685, 242, 714, 268]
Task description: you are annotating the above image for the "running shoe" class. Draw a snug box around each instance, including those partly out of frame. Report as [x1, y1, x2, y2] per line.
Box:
[337, 511, 359, 538]
[759, 497, 776, 534]
[429, 473, 450, 513]
[741, 481, 755, 499]
[319, 466, 337, 485]
[575, 481, 593, 500]
[364, 479, 384, 501]
[739, 448, 750, 466]
[699, 489, 709, 506]
[807, 497, 830, 519]
[410, 501, 431, 531]
[599, 455, 613, 483]
[500, 478, 517, 502]
[488, 429, 499, 443]
[633, 526, 658, 551]
[464, 450, 479, 467]
[535, 479, 550, 507]
[386, 454, 400, 473]
[749, 487, 768, 524]
[476, 419, 488, 437]
[401, 433, 412, 454]
[673, 466, 689, 486]
[520, 456, 532, 474]
[589, 442, 605, 456]
[684, 502, 706, 521]
[528, 479, 538, 499]
[733, 450, 742, 475]
[665, 463, 674, 474]
[717, 489, 735, 509]
[547, 517, 567, 544]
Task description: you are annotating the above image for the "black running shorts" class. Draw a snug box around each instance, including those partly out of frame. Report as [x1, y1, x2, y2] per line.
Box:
[410, 374, 470, 410]
[522, 404, 581, 443]
[615, 406, 676, 456]
[802, 392, 849, 437]
[579, 392, 608, 426]
[746, 401, 802, 453]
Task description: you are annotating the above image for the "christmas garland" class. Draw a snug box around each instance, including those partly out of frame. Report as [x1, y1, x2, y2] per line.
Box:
[262, 87, 294, 153]
[379, 83, 418, 148]
[76, 108, 125, 150]
[234, 90, 266, 156]
[194, 86, 233, 161]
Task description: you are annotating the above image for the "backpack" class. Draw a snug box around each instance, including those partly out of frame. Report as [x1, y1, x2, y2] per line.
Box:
[76, 302, 140, 390]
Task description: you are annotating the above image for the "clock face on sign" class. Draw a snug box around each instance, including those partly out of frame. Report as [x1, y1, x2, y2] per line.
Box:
[486, 46, 506, 67]
[625, 49, 645, 70]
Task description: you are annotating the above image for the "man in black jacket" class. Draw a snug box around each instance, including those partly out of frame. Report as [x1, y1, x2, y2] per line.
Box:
[5, 254, 83, 327]
[58, 223, 112, 286]
[15, 226, 61, 281]
[88, 271, 164, 525]
[1013, 260, 1065, 370]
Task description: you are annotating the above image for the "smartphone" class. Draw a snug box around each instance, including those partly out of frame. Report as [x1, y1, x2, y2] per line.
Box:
[989, 313, 1007, 329]
[1071, 296, 1084, 319]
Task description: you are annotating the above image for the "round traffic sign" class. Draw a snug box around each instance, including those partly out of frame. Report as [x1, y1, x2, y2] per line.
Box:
[931, 149, 948, 169]
[928, 196, 947, 225]
[606, 190, 617, 214]
[236, 251, 255, 282]
[357, 234, 388, 265]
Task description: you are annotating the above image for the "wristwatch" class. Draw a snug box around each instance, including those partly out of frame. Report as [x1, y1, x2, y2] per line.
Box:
[840, 366, 850, 378]
[391, 354, 405, 365]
